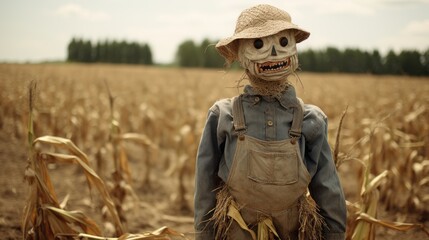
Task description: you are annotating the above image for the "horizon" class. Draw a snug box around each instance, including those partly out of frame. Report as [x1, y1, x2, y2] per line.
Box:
[1, 0, 429, 64]
[2, 40, 426, 65]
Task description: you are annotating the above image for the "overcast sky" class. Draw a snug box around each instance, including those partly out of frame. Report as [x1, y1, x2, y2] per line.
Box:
[1, 0, 428, 63]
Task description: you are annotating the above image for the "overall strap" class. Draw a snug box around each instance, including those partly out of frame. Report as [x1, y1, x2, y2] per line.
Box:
[232, 95, 247, 139]
[233, 95, 304, 139]
[289, 98, 304, 139]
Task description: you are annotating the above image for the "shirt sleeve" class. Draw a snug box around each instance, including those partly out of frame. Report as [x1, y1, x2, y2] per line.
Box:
[303, 105, 347, 240]
[194, 106, 223, 240]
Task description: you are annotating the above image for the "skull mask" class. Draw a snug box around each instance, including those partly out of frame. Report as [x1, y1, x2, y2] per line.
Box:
[238, 30, 298, 82]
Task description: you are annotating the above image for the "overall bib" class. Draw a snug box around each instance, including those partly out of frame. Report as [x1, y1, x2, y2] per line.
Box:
[225, 95, 311, 240]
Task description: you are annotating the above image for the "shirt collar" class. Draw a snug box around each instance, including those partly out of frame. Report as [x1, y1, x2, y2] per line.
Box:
[243, 84, 298, 109]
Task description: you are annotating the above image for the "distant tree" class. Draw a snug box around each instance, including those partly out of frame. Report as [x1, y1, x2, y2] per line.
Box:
[118, 40, 128, 63]
[325, 47, 342, 72]
[96, 40, 108, 62]
[369, 50, 384, 74]
[423, 48, 429, 75]
[67, 38, 78, 62]
[296, 47, 429, 76]
[342, 48, 367, 73]
[315, 49, 330, 72]
[141, 44, 153, 65]
[299, 49, 317, 71]
[384, 50, 401, 75]
[82, 40, 93, 62]
[127, 42, 139, 64]
[93, 41, 100, 62]
[111, 41, 120, 63]
[75, 39, 85, 62]
[398, 50, 425, 76]
[176, 40, 202, 67]
[67, 37, 153, 65]
[200, 39, 224, 68]
[66, 37, 427, 75]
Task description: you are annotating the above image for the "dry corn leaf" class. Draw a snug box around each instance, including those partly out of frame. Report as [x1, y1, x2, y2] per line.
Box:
[257, 218, 280, 240]
[361, 170, 389, 197]
[352, 190, 379, 240]
[227, 203, 257, 240]
[36, 153, 60, 205]
[356, 212, 429, 237]
[59, 194, 70, 209]
[55, 233, 117, 240]
[43, 205, 101, 235]
[333, 106, 348, 168]
[21, 174, 38, 239]
[119, 133, 157, 148]
[32, 136, 125, 235]
[120, 146, 132, 183]
[419, 176, 429, 186]
[43, 208, 78, 235]
[116, 132, 158, 187]
[123, 226, 187, 239]
[404, 105, 426, 122]
[22, 149, 105, 239]
[24, 155, 61, 211]
[413, 160, 429, 176]
[58, 226, 188, 240]
[41, 151, 124, 235]
[34, 136, 88, 165]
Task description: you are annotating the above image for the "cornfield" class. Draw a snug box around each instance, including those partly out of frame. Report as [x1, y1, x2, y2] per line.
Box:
[0, 63, 428, 239]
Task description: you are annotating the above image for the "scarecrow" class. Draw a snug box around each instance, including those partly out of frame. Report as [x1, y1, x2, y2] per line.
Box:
[194, 4, 346, 240]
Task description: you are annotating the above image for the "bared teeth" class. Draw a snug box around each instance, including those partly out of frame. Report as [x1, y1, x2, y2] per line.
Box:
[258, 58, 290, 73]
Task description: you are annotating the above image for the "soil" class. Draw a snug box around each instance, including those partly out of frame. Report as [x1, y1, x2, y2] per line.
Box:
[0, 125, 199, 239]
[0, 114, 428, 240]
[0, 72, 429, 240]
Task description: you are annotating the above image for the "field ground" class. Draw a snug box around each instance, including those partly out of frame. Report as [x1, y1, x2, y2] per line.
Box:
[0, 63, 428, 239]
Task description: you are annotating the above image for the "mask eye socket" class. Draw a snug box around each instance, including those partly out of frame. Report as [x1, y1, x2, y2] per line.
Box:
[279, 37, 289, 47]
[253, 39, 264, 49]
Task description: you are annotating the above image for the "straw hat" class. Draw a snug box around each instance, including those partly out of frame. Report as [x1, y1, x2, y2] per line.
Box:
[216, 4, 310, 63]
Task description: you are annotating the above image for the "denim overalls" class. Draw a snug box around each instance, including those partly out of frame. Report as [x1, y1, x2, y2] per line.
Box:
[194, 85, 347, 240]
[225, 94, 310, 239]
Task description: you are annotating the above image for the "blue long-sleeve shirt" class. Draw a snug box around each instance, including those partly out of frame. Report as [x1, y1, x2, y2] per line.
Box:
[194, 85, 346, 240]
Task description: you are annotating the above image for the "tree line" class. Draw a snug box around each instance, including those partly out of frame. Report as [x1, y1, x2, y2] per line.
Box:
[299, 47, 429, 76]
[67, 38, 428, 76]
[174, 39, 428, 76]
[174, 39, 225, 68]
[67, 38, 153, 64]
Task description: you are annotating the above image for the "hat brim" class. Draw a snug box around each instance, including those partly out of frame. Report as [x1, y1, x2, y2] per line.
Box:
[216, 20, 310, 63]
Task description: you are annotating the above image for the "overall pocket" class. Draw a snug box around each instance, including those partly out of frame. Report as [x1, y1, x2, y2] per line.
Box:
[247, 149, 298, 185]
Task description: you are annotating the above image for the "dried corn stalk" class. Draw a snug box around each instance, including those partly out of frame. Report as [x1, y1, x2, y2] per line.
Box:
[22, 136, 125, 238]
[117, 132, 158, 189]
[105, 80, 134, 225]
[22, 81, 124, 239]
[334, 112, 429, 239]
